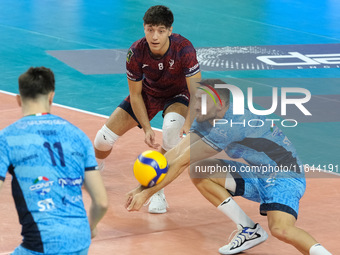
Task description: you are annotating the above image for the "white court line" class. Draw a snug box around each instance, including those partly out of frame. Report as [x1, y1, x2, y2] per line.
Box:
[0, 90, 162, 132]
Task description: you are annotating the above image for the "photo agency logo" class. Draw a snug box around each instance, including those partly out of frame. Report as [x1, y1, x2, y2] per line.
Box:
[199, 83, 312, 128]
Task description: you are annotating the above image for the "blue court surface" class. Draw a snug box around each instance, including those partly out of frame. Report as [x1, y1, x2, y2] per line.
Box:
[0, 0, 339, 169]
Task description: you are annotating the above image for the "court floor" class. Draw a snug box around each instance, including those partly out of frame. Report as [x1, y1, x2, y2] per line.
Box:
[0, 0, 340, 254]
[0, 92, 339, 254]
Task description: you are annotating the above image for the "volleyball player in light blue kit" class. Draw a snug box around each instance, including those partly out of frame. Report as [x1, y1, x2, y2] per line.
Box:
[126, 79, 332, 254]
[0, 67, 108, 254]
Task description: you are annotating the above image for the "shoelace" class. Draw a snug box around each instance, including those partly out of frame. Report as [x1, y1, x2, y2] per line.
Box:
[227, 227, 243, 246]
[144, 193, 169, 208]
[227, 225, 252, 248]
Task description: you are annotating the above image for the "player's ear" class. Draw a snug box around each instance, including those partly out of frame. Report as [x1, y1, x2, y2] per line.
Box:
[16, 95, 22, 107]
[168, 26, 173, 36]
[48, 92, 55, 105]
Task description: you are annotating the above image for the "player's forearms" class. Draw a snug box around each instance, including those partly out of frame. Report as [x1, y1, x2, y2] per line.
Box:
[145, 158, 189, 198]
[88, 202, 108, 230]
[130, 95, 151, 130]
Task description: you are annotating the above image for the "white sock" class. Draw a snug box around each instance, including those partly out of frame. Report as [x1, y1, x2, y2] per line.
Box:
[217, 197, 255, 228]
[309, 244, 332, 255]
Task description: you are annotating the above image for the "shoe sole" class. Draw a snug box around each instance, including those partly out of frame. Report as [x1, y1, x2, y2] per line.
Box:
[219, 231, 268, 254]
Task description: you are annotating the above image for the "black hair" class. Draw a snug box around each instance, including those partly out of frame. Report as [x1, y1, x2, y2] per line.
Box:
[143, 5, 174, 28]
[18, 67, 55, 99]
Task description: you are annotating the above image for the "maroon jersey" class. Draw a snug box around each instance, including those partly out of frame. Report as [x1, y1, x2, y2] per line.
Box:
[126, 33, 200, 98]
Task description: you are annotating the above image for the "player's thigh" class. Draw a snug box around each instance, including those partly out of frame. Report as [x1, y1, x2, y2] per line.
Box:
[190, 158, 227, 187]
[163, 102, 187, 117]
[105, 107, 139, 136]
[267, 210, 296, 229]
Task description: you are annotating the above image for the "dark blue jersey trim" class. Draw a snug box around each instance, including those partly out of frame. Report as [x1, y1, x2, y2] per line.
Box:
[0, 176, 5, 181]
[236, 138, 300, 172]
[260, 203, 298, 219]
[85, 166, 97, 171]
[10, 168, 44, 253]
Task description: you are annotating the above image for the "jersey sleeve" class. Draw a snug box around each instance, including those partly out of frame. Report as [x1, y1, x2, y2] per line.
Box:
[0, 134, 10, 180]
[180, 40, 200, 77]
[126, 43, 143, 82]
[189, 120, 223, 152]
[190, 119, 246, 152]
[80, 133, 97, 171]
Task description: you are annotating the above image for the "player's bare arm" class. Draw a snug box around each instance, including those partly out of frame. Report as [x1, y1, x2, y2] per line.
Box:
[84, 170, 108, 239]
[126, 133, 219, 211]
[182, 72, 202, 136]
[128, 78, 160, 149]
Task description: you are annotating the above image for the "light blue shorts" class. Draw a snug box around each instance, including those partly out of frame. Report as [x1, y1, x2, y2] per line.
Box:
[220, 160, 306, 219]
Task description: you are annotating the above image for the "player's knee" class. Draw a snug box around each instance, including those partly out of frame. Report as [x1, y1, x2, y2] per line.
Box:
[269, 224, 294, 243]
[94, 125, 120, 153]
[162, 112, 185, 151]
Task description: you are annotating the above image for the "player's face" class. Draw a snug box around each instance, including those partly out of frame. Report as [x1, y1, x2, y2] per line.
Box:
[144, 24, 172, 57]
[194, 89, 218, 122]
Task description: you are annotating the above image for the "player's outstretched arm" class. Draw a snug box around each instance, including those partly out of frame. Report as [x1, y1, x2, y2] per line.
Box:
[126, 133, 219, 211]
[128, 79, 160, 149]
[84, 170, 108, 238]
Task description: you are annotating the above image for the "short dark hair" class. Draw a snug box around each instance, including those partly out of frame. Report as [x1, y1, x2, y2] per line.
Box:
[143, 5, 174, 28]
[18, 67, 55, 99]
[199, 79, 230, 106]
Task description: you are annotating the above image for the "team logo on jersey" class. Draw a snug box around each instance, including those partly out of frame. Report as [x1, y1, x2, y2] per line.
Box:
[30, 176, 54, 195]
[265, 175, 277, 188]
[126, 49, 134, 63]
[158, 63, 164, 70]
[169, 59, 175, 69]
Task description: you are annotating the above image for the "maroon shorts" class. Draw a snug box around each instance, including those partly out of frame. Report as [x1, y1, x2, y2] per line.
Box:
[118, 91, 189, 128]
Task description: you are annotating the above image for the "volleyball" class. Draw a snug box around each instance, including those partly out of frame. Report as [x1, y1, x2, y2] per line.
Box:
[133, 150, 168, 187]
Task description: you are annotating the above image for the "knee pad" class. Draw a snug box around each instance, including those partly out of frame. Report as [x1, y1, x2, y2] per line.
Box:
[162, 112, 185, 151]
[94, 125, 120, 152]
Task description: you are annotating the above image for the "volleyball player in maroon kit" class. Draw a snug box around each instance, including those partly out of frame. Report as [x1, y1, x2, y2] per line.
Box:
[94, 5, 201, 213]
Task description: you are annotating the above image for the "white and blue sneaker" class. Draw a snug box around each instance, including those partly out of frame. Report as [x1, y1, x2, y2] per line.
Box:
[219, 223, 268, 254]
[147, 189, 168, 214]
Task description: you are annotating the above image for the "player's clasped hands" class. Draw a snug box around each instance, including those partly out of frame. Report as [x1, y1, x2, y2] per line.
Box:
[125, 186, 149, 212]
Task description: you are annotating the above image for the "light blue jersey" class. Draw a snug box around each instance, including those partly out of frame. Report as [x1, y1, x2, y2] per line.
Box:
[0, 114, 97, 254]
[190, 106, 306, 218]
